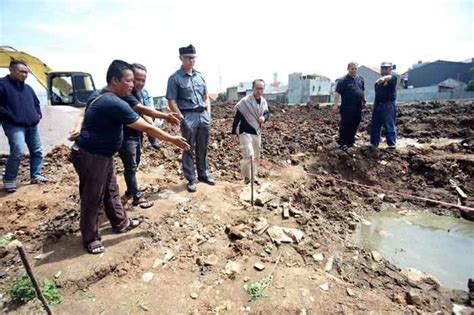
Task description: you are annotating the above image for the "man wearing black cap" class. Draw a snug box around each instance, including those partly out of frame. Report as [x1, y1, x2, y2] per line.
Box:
[370, 62, 398, 149]
[166, 44, 214, 192]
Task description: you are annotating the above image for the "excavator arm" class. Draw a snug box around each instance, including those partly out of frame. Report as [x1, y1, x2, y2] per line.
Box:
[0, 46, 51, 89]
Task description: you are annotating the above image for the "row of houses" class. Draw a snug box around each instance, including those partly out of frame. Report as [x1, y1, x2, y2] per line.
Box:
[225, 58, 474, 104]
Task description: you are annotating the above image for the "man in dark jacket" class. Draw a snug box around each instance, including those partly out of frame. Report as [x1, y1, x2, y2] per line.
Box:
[0, 60, 47, 193]
[332, 62, 366, 151]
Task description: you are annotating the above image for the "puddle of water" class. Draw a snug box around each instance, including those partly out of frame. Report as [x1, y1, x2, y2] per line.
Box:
[396, 137, 462, 148]
[353, 210, 474, 290]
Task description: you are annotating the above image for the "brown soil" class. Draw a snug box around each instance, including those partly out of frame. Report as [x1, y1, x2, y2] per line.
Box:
[0, 100, 473, 314]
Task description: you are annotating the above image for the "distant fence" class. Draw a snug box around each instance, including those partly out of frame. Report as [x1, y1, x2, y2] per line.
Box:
[364, 90, 474, 103]
[396, 90, 474, 103]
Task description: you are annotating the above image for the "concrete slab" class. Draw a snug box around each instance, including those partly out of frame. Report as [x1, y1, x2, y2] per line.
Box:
[0, 105, 80, 155]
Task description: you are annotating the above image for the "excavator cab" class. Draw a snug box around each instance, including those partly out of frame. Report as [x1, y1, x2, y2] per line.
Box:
[47, 71, 96, 107]
[0, 46, 97, 108]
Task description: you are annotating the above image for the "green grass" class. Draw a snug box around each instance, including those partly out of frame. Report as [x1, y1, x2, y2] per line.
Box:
[9, 273, 61, 305]
[243, 276, 273, 302]
[0, 235, 9, 248]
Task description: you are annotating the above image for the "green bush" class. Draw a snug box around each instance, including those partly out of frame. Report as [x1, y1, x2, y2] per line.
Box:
[42, 279, 61, 305]
[9, 273, 36, 303]
[9, 273, 61, 305]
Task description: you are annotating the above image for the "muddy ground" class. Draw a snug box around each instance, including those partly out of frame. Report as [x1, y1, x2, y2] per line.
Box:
[0, 99, 473, 314]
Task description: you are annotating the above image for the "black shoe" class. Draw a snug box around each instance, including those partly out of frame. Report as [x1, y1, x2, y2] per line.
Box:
[150, 143, 161, 150]
[198, 176, 215, 186]
[339, 145, 349, 152]
[187, 182, 197, 192]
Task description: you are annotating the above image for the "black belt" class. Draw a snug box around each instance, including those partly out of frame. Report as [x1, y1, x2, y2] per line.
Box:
[181, 107, 206, 113]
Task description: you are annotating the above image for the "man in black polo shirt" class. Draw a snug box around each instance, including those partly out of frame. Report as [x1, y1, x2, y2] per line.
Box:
[332, 62, 366, 151]
[71, 60, 188, 254]
[370, 62, 398, 149]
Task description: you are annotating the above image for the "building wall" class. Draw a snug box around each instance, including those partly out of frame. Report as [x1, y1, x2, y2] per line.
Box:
[407, 60, 474, 88]
[397, 90, 474, 102]
[227, 86, 238, 102]
[289, 73, 331, 104]
[358, 66, 380, 102]
[288, 72, 303, 104]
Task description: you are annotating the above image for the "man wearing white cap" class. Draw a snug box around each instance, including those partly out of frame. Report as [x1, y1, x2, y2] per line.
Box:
[370, 62, 398, 149]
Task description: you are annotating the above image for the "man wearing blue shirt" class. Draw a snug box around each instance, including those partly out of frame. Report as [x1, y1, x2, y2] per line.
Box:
[71, 60, 188, 254]
[141, 88, 161, 150]
[166, 44, 214, 192]
[370, 62, 398, 149]
[0, 60, 48, 193]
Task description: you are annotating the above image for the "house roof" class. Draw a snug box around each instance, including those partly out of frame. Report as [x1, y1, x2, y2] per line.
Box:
[359, 65, 380, 74]
[302, 73, 331, 81]
[237, 82, 252, 93]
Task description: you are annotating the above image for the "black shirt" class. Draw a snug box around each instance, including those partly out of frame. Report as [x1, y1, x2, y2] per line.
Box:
[121, 90, 144, 141]
[374, 75, 398, 105]
[76, 90, 140, 156]
[335, 75, 365, 109]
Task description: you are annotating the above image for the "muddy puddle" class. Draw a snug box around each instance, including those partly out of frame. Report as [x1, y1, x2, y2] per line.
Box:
[396, 137, 462, 148]
[353, 210, 474, 290]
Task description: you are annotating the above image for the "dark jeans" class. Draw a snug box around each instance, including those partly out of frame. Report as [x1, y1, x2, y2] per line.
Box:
[370, 101, 397, 147]
[338, 106, 362, 147]
[180, 110, 211, 183]
[71, 146, 129, 245]
[118, 139, 141, 198]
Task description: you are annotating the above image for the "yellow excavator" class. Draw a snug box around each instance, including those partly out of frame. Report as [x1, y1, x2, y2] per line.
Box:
[0, 46, 96, 107]
[0, 46, 97, 154]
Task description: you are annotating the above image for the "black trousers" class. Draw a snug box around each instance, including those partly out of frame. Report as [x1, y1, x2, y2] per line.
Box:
[338, 106, 362, 147]
[71, 147, 129, 245]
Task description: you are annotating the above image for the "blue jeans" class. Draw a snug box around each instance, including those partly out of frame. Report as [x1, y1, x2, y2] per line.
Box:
[180, 110, 211, 183]
[1, 123, 44, 181]
[370, 101, 397, 147]
[118, 139, 141, 198]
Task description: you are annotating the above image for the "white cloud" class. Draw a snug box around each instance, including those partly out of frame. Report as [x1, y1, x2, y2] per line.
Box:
[3, 0, 472, 96]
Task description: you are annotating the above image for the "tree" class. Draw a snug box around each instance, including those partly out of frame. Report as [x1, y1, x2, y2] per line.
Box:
[217, 92, 227, 102]
[467, 67, 474, 91]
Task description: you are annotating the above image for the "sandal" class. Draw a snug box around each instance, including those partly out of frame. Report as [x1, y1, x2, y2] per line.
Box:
[86, 240, 105, 254]
[117, 217, 144, 233]
[132, 196, 154, 209]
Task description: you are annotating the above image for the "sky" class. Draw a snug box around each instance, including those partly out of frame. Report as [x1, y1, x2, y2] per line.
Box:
[0, 0, 473, 97]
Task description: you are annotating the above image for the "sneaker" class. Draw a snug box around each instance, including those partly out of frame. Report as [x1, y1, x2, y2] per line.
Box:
[3, 180, 16, 193]
[31, 175, 48, 184]
[387, 145, 396, 150]
[187, 181, 197, 193]
[339, 145, 349, 152]
[198, 176, 215, 186]
[150, 143, 161, 150]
